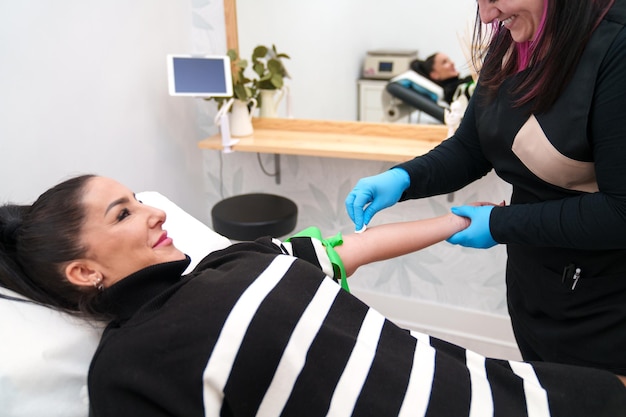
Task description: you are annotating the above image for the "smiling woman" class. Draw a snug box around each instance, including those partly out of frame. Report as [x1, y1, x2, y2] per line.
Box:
[345, 0, 626, 377]
[64, 177, 186, 289]
[477, 0, 546, 42]
[1, 174, 626, 416]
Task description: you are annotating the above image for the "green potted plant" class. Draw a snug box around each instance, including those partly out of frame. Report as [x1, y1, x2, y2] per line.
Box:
[206, 45, 290, 135]
[251, 44, 290, 90]
[206, 48, 258, 137]
[208, 45, 289, 110]
[211, 48, 256, 110]
[250, 45, 290, 118]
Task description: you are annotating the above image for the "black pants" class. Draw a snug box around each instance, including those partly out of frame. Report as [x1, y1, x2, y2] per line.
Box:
[506, 244, 626, 375]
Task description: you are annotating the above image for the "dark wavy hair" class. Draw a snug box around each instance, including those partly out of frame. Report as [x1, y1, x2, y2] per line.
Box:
[410, 54, 438, 81]
[0, 174, 103, 318]
[473, 0, 615, 113]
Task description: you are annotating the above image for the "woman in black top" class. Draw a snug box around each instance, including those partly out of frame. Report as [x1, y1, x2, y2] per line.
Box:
[1, 175, 625, 416]
[346, 0, 626, 376]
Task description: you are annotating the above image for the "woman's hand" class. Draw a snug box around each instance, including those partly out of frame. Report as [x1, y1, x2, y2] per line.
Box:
[345, 168, 410, 232]
[446, 201, 505, 249]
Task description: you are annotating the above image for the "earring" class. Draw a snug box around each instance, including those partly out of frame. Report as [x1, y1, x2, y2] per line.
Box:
[93, 276, 104, 292]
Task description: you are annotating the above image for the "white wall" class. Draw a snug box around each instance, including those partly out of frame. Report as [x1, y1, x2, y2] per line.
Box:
[236, 0, 478, 121]
[0, 0, 226, 221]
[0, 0, 513, 323]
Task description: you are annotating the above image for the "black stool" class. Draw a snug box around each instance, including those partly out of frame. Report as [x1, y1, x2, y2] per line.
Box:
[211, 193, 298, 241]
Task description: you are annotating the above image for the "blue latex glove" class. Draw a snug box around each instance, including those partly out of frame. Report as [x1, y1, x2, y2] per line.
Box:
[447, 205, 498, 249]
[345, 168, 410, 231]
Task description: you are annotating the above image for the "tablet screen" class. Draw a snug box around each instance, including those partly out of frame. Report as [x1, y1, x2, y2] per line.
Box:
[167, 55, 233, 97]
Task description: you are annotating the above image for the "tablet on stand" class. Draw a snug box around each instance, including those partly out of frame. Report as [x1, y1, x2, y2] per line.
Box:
[167, 55, 237, 152]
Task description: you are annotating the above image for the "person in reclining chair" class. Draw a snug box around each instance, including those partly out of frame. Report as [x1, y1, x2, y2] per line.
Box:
[411, 52, 475, 104]
[0, 174, 625, 416]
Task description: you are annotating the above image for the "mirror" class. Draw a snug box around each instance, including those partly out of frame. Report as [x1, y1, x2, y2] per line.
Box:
[224, 0, 238, 53]
[224, 0, 476, 122]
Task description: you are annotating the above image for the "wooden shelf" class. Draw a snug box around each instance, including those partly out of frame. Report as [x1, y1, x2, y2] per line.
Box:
[198, 118, 448, 162]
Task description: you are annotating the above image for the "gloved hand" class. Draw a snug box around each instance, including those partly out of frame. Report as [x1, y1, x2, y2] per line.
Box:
[447, 205, 498, 249]
[345, 168, 410, 231]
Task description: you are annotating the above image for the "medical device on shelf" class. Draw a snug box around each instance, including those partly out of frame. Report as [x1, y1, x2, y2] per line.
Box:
[362, 49, 418, 80]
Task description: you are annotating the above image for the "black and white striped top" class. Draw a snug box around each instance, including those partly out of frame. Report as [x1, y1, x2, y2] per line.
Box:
[89, 237, 626, 417]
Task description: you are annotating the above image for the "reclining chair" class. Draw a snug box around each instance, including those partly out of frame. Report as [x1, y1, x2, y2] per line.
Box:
[382, 70, 448, 124]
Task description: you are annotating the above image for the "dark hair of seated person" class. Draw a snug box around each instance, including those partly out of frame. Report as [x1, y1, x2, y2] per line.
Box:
[0, 174, 102, 317]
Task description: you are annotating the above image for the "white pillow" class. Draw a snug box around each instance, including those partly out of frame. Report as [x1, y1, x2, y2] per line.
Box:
[0, 192, 232, 417]
[0, 291, 102, 417]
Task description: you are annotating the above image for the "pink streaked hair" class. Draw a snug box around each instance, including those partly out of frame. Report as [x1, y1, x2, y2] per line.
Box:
[490, 0, 613, 72]
[487, 0, 549, 72]
[485, 0, 548, 104]
[515, 0, 549, 71]
[477, 0, 616, 111]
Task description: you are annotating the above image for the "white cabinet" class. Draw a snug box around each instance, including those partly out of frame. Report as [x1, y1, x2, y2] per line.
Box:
[357, 79, 413, 123]
[357, 79, 387, 122]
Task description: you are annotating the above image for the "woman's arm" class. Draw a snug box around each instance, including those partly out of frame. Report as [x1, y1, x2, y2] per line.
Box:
[335, 213, 469, 277]
[394, 93, 493, 200]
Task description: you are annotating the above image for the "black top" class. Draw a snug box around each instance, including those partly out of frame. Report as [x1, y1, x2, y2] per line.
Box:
[439, 75, 474, 104]
[88, 237, 626, 416]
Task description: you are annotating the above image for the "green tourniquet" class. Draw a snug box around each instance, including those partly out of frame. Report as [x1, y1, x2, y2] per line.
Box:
[287, 226, 349, 292]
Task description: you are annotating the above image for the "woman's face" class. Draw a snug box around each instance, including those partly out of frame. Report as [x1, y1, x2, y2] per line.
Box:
[429, 53, 459, 81]
[477, 0, 545, 42]
[77, 177, 185, 287]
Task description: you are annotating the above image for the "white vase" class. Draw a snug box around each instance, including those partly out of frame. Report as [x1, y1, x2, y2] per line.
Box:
[259, 88, 286, 118]
[229, 98, 257, 137]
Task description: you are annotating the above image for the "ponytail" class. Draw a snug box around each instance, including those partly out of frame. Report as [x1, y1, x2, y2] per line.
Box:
[410, 54, 438, 82]
[0, 174, 104, 318]
[0, 204, 46, 302]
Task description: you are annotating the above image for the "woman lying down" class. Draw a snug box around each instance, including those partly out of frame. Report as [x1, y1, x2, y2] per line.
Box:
[1, 175, 625, 417]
